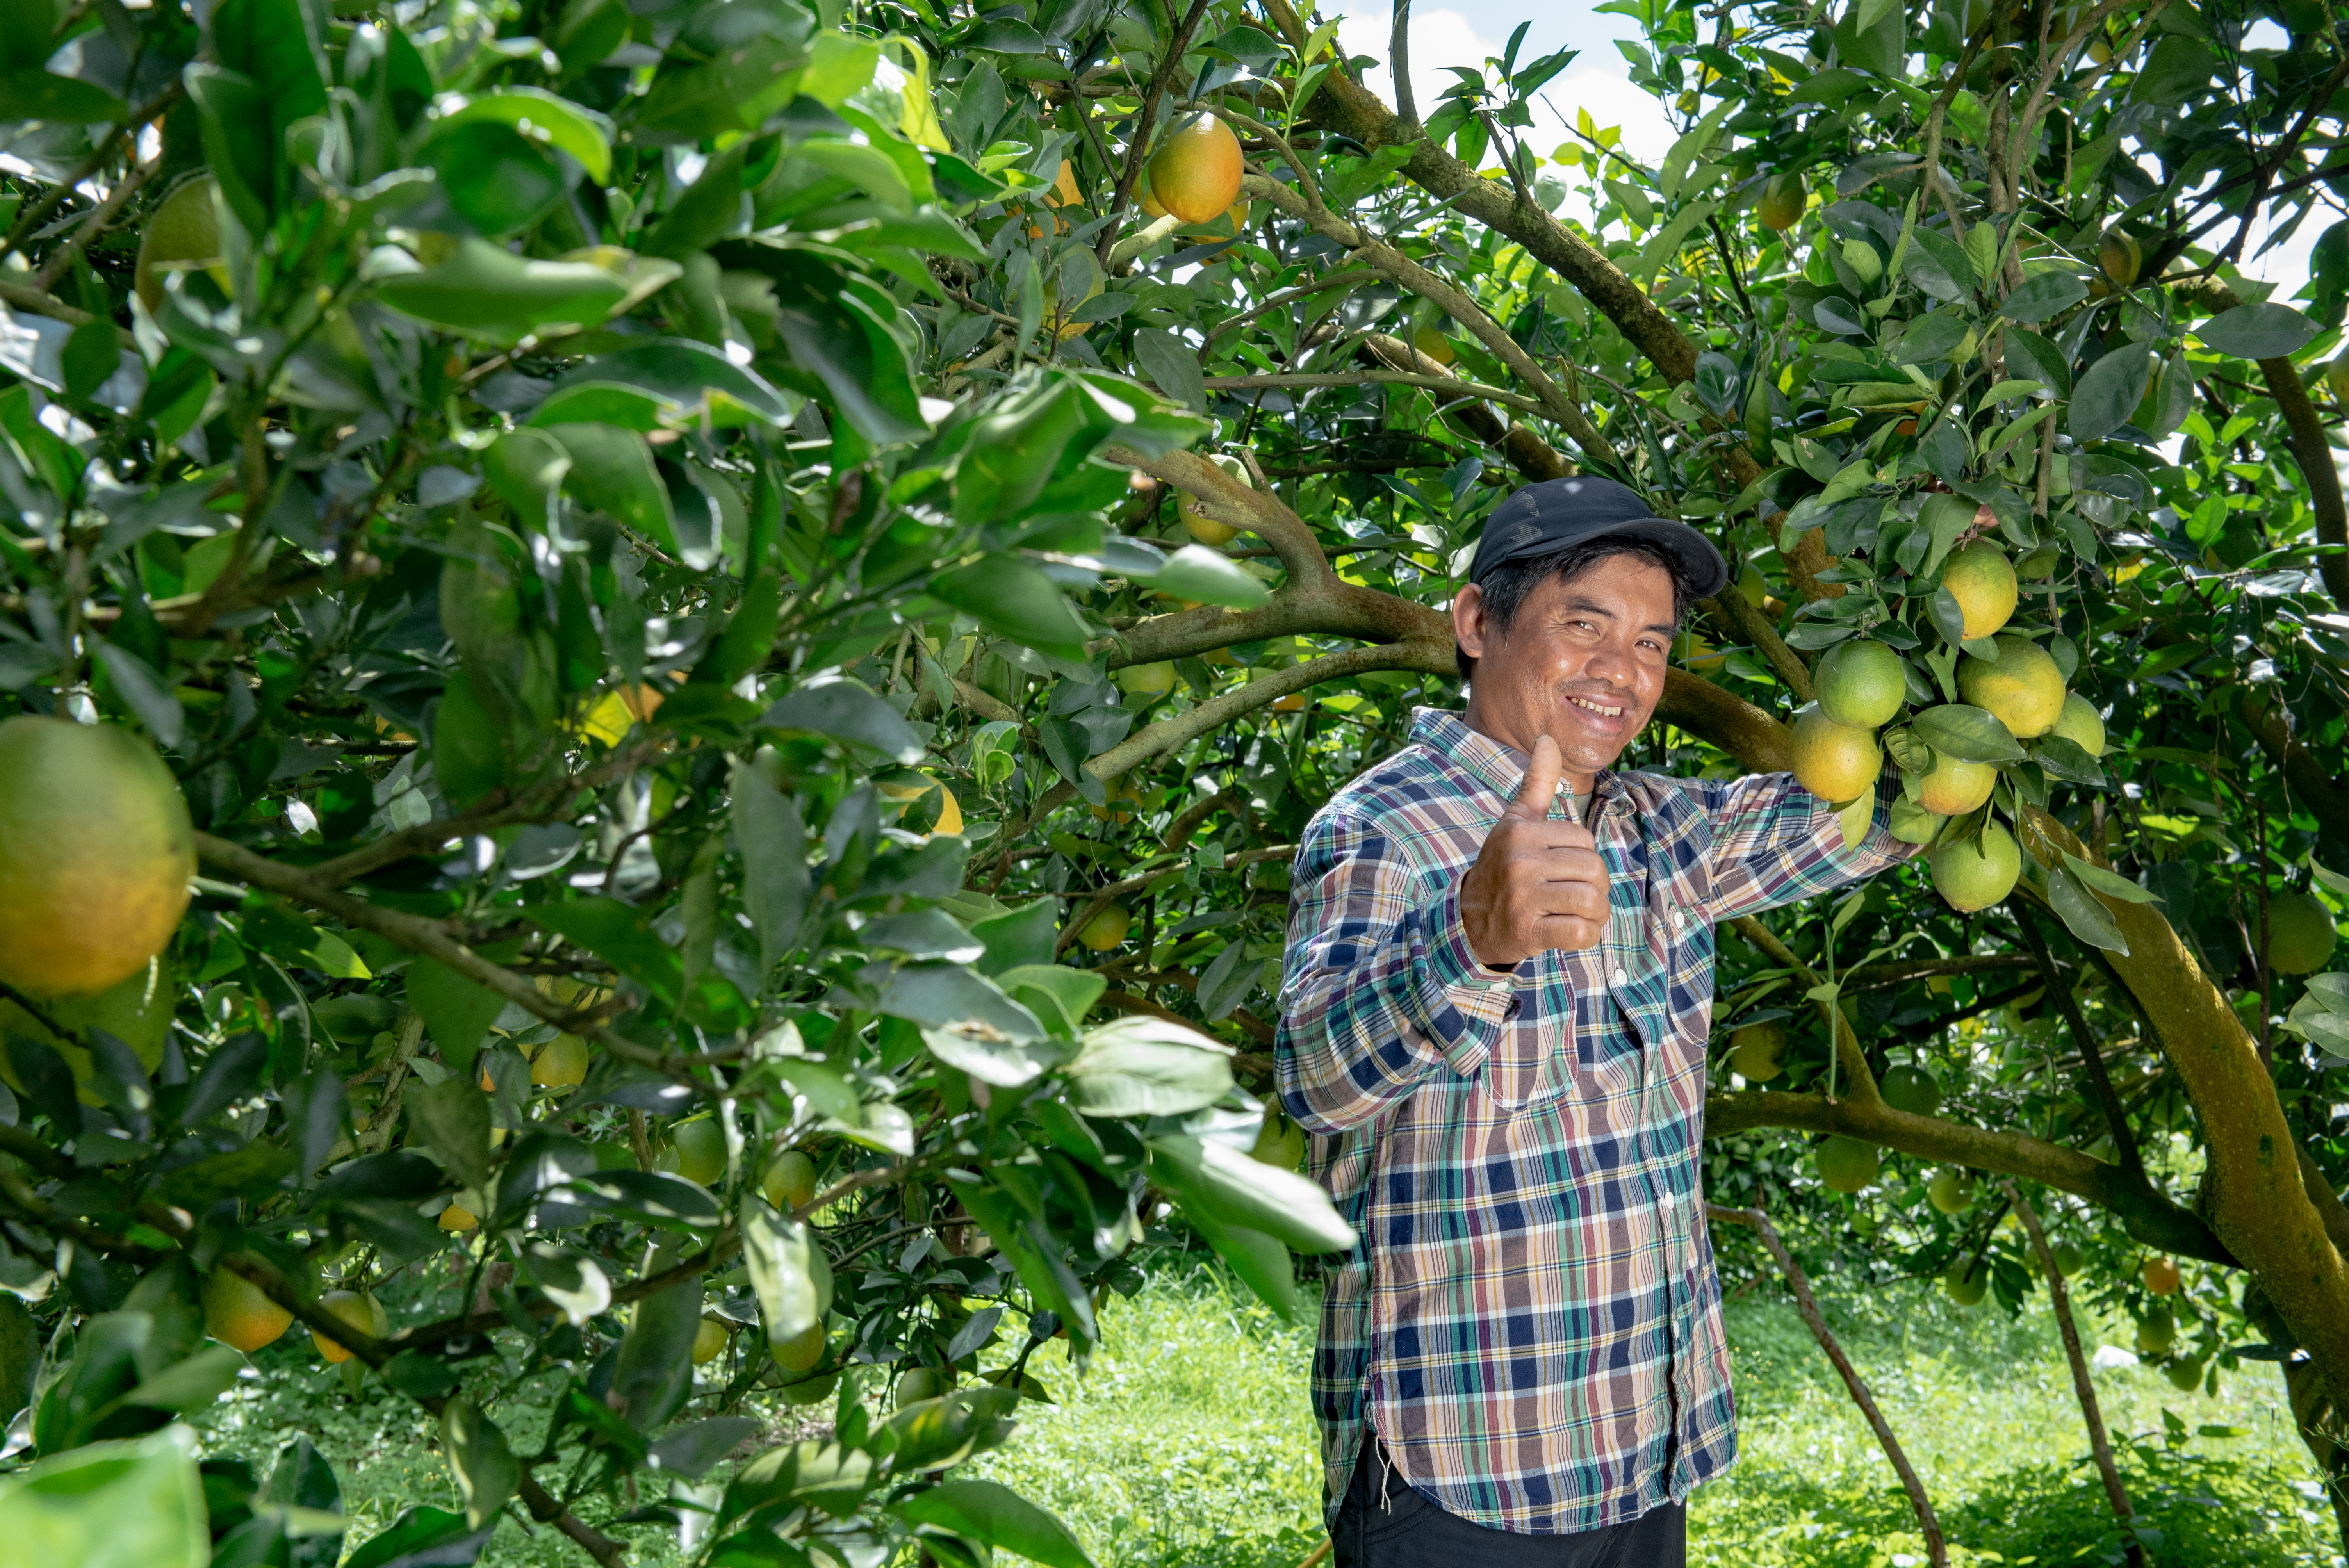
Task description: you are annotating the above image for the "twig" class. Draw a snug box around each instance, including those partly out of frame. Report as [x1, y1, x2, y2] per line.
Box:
[2003, 1181, 2144, 1566]
[1098, 0, 1218, 265]
[30, 153, 158, 292]
[1709, 1203, 1948, 1566]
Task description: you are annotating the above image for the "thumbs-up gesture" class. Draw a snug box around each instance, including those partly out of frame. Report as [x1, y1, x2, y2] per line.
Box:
[1459, 735, 1610, 968]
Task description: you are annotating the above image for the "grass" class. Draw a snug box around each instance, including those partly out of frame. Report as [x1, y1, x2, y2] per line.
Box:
[189, 1251, 2345, 1567]
[970, 1260, 2345, 1568]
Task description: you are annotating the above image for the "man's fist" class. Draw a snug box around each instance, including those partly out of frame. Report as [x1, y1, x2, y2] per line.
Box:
[1459, 735, 1609, 968]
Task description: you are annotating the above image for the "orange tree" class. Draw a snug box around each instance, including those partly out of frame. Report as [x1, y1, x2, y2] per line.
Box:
[0, 0, 2344, 1561]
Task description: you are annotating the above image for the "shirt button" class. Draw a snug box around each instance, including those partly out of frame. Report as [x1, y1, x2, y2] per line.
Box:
[1612, 966, 1628, 987]
[1670, 910, 1684, 930]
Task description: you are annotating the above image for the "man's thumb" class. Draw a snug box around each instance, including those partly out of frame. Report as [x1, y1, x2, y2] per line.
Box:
[1508, 734, 1563, 818]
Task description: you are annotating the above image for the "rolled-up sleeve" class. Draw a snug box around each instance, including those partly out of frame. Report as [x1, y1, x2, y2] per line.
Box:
[1273, 813, 1518, 1135]
[1702, 767, 1923, 922]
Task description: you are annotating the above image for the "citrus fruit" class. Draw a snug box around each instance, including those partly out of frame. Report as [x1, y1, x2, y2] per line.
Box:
[2039, 1240, 2083, 1279]
[1814, 1136, 1879, 1192]
[135, 175, 229, 316]
[2048, 692, 2105, 757]
[1880, 1063, 1941, 1115]
[1728, 1020, 1786, 1081]
[1929, 819, 2021, 912]
[1248, 1110, 1306, 1171]
[531, 1033, 588, 1087]
[2163, 1356, 2205, 1392]
[313, 1290, 388, 1363]
[2328, 356, 2349, 403]
[1757, 169, 1807, 231]
[1945, 1262, 1989, 1306]
[1412, 326, 1457, 365]
[772, 1320, 827, 1372]
[2142, 1255, 2180, 1294]
[930, 783, 963, 836]
[894, 1365, 946, 1406]
[1914, 748, 1997, 816]
[1941, 540, 2018, 640]
[1145, 114, 1243, 224]
[0, 716, 195, 999]
[1183, 200, 1252, 240]
[1957, 636, 2066, 738]
[669, 1116, 727, 1185]
[1179, 490, 1239, 546]
[2265, 890, 2340, 973]
[2134, 1308, 2176, 1356]
[762, 1149, 818, 1213]
[438, 1202, 479, 1232]
[203, 1268, 294, 1353]
[1116, 661, 1177, 697]
[1789, 709, 1882, 803]
[1927, 1168, 1974, 1215]
[692, 1317, 729, 1365]
[2098, 227, 2141, 286]
[1077, 901, 1131, 951]
[1814, 639, 1907, 729]
[779, 1369, 838, 1406]
[1047, 159, 1082, 207]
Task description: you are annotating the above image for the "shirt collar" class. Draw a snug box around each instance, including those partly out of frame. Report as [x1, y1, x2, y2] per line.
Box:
[1409, 707, 1625, 817]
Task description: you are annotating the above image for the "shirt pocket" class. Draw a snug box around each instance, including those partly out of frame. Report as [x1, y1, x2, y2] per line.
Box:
[1477, 959, 1571, 1112]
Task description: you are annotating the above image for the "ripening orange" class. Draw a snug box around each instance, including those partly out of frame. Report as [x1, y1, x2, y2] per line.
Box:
[1146, 115, 1244, 224]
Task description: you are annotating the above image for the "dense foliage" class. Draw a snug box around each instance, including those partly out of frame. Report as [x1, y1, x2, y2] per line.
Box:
[0, 0, 2343, 1561]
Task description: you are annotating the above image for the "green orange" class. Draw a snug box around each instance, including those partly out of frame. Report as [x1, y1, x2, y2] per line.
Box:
[1789, 709, 1882, 803]
[1941, 540, 2018, 640]
[1956, 636, 2066, 739]
[0, 717, 194, 998]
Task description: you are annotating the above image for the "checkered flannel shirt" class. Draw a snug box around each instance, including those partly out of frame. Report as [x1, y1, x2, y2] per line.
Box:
[1274, 706, 1918, 1535]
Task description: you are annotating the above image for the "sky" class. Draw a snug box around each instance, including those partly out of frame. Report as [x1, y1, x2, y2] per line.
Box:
[1317, 2, 2324, 305]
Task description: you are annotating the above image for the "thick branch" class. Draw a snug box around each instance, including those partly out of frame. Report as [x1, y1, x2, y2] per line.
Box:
[2240, 691, 2349, 844]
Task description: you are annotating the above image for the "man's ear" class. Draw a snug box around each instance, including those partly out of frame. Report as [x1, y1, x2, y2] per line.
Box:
[1452, 584, 1490, 659]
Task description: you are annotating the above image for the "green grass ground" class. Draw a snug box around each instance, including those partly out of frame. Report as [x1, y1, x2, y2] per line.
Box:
[969, 1263, 2345, 1568]
[191, 1257, 2345, 1566]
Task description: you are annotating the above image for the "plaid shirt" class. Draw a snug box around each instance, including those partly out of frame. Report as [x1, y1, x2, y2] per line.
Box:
[1274, 707, 1917, 1536]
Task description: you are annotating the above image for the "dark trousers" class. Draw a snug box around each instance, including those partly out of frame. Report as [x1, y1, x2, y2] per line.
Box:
[1332, 1432, 1687, 1568]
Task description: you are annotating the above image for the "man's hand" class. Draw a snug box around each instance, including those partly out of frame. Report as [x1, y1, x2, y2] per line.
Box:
[1459, 735, 1609, 968]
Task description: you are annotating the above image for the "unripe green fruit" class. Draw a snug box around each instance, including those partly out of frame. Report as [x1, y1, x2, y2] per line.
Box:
[1880, 1063, 1941, 1116]
[1815, 1136, 1879, 1193]
[1814, 639, 1907, 729]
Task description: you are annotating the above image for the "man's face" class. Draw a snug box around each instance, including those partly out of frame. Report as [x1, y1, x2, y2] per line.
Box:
[1452, 553, 1678, 785]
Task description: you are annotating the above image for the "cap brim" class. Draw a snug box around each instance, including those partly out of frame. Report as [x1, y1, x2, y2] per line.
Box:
[1588, 517, 1732, 601]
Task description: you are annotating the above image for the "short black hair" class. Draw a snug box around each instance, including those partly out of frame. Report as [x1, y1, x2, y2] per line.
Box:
[1456, 536, 1693, 681]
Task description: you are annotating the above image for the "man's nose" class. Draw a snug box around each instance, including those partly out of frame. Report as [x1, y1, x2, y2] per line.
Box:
[1578, 634, 1634, 685]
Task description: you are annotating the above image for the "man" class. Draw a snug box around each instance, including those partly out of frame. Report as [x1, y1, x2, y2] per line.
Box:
[1275, 476, 1920, 1566]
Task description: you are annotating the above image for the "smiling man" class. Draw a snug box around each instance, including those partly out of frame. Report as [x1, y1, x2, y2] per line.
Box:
[1275, 476, 1921, 1566]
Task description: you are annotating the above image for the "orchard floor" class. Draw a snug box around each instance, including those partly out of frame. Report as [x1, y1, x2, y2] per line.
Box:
[196, 1259, 2345, 1567]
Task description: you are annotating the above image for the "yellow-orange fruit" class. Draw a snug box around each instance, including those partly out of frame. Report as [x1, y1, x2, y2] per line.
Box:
[1412, 326, 1458, 365]
[1077, 901, 1131, 952]
[1146, 114, 1244, 224]
[1789, 709, 1882, 803]
[1180, 491, 1239, 545]
[1046, 159, 1082, 207]
[438, 1202, 479, 1233]
[0, 716, 195, 998]
[1728, 1021, 1787, 1082]
[692, 1317, 729, 1365]
[1956, 636, 2066, 739]
[762, 1149, 818, 1212]
[2142, 1256, 2180, 1295]
[312, 1290, 388, 1364]
[1914, 750, 1997, 816]
[203, 1269, 294, 1353]
[532, 1033, 589, 1087]
[1941, 542, 2019, 640]
[1757, 169, 1807, 231]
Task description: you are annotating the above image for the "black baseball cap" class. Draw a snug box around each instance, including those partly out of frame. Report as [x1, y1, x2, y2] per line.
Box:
[1466, 476, 1729, 599]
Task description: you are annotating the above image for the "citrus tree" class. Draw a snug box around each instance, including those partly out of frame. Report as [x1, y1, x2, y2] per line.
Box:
[0, 0, 2344, 1561]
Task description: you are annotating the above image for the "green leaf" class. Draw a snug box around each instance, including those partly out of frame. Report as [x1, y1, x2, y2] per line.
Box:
[343, 1506, 493, 1568]
[2047, 862, 2131, 955]
[526, 898, 684, 1007]
[1909, 704, 2023, 763]
[546, 339, 797, 428]
[1901, 226, 1973, 301]
[2061, 853, 2158, 904]
[435, 87, 615, 183]
[877, 963, 1047, 1041]
[928, 557, 1093, 659]
[372, 240, 636, 340]
[1062, 1017, 1235, 1117]
[483, 426, 572, 524]
[2069, 340, 2155, 443]
[611, 1279, 701, 1431]
[439, 1398, 520, 1531]
[184, 65, 275, 235]
[1143, 544, 1269, 608]
[740, 1196, 829, 1344]
[545, 423, 679, 550]
[410, 1076, 495, 1192]
[994, 964, 1108, 1038]
[1147, 1131, 1356, 1255]
[122, 1343, 247, 1411]
[2194, 303, 2319, 362]
[406, 957, 506, 1076]
[893, 1481, 1099, 1568]
[2003, 327, 2071, 397]
[729, 759, 809, 976]
[2130, 34, 2213, 105]
[761, 678, 924, 762]
[426, 121, 567, 238]
[0, 1427, 209, 1568]
[2000, 271, 2087, 323]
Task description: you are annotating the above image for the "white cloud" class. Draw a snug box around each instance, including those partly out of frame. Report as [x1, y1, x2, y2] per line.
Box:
[1332, 5, 1501, 130]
